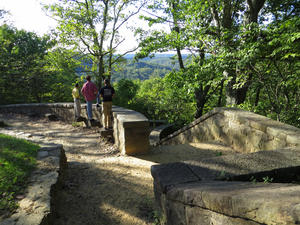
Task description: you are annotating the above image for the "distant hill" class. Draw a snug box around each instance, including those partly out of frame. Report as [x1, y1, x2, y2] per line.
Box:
[111, 54, 190, 82]
[75, 54, 190, 82]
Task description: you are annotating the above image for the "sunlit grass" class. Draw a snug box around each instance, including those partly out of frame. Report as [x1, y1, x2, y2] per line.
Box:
[0, 134, 39, 217]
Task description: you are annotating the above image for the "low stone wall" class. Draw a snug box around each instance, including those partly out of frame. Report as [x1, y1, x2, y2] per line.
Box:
[0, 103, 150, 155]
[153, 108, 300, 225]
[112, 106, 150, 155]
[149, 124, 174, 146]
[0, 103, 101, 123]
[160, 107, 300, 152]
[0, 130, 67, 225]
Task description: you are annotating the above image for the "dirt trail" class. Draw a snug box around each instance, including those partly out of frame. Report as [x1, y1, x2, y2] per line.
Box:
[0, 113, 236, 225]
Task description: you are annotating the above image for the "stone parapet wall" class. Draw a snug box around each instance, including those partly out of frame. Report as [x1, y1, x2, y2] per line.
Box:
[0, 103, 150, 155]
[0, 130, 67, 225]
[160, 107, 300, 153]
[153, 108, 300, 225]
[0, 103, 102, 123]
[113, 106, 150, 155]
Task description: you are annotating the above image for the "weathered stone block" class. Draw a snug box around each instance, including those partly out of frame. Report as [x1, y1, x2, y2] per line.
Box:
[286, 134, 300, 146]
[113, 106, 150, 155]
[261, 137, 287, 151]
[165, 181, 300, 225]
[165, 200, 187, 225]
[244, 129, 269, 152]
[186, 205, 261, 225]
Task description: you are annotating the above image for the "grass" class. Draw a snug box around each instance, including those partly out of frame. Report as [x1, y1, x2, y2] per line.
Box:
[71, 121, 82, 127]
[0, 134, 39, 217]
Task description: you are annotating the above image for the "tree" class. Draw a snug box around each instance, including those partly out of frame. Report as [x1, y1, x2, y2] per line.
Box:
[136, 0, 300, 127]
[43, 47, 82, 102]
[0, 25, 55, 104]
[45, 0, 148, 87]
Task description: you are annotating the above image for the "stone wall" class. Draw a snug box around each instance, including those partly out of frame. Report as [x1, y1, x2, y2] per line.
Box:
[160, 107, 300, 152]
[113, 106, 150, 155]
[0, 130, 67, 225]
[0, 103, 150, 155]
[0, 103, 101, 123]
[153, 108, 300, 225]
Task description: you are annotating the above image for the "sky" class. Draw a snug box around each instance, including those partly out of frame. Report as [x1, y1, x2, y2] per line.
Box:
[0, 0, 148, 53]
[0, 0, 57, 35]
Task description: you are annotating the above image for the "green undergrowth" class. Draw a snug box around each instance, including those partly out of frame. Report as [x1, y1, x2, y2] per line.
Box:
[0, 134, 39, 217]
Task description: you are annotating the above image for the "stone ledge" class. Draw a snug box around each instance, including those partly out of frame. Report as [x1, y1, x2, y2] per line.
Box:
[0, 130, 67, 225]
[159, 107, 300, 151]
[113, 106, 150, 155]
[166, 181, 300, 225]
[0, 103, 101, 123]
[159, 109, 220, 144]
[149, 124, 174, 146]
[152, 147, 300, 195]
[152, 108, 300, 224]
[152, 147, 300, 225]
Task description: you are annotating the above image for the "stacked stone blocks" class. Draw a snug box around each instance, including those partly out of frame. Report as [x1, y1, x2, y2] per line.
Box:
[153, 107, 300, 225]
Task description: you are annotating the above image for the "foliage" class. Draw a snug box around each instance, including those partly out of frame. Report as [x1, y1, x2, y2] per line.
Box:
[1, 0, 299, 130]
[0, 134, 39, 216]
[113, 79, 140, 107]
[263, 176, 274, 183]
[44, 0, 148, 85]
[235, 16, 300, 127]
[43, 48, 83, 103]
[0, 25, 55, 104]
[0, 24, 83, 105]
[135, 0, 300, 128]
[114, 77, 196, 127]
[112, 60, 172, 82]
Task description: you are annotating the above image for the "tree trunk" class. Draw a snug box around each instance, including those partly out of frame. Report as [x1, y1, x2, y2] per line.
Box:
[225, 0, 266, 105]
[218, 79, 224, 106]
[194, 84, 210, 119]
[171, 0, 184, 70]
[254, 86, 261, 106]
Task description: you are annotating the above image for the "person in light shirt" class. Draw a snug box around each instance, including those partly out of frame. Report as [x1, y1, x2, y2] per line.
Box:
[72, 83, 81, 120]
[81, 75, 98, 122]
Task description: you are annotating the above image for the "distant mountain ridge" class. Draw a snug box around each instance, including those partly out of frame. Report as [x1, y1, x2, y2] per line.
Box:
[111, 54, 191, 81]
[123, 53, 179, 59]
[76, 54, 190, 82]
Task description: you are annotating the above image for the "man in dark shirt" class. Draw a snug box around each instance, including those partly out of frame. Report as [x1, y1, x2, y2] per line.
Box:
[99, 79, 115, 129]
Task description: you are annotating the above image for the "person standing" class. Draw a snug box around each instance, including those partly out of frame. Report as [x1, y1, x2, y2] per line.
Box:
[81, 75, 98, 122]
[99, 79, 115, 129]
[72, 83, 81, 120]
